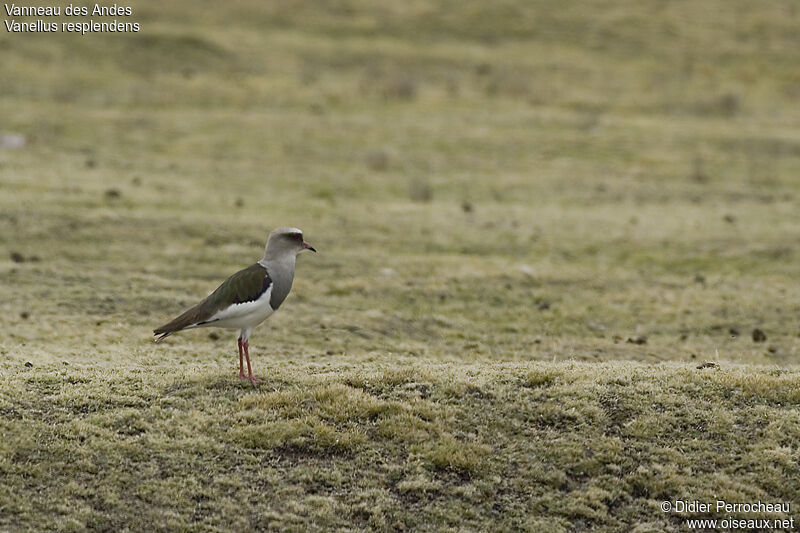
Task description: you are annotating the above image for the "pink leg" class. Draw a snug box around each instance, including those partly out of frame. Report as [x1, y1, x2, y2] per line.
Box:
[243, 341, 261, 385]
[237, 337, 246, 379]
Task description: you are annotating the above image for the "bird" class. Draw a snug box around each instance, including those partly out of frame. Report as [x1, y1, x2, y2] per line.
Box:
[153, 227, 316, 384]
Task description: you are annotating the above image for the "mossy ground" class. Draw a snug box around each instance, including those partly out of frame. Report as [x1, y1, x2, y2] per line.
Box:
[1, 0, 800, 531]
[3, 362, 799, 531]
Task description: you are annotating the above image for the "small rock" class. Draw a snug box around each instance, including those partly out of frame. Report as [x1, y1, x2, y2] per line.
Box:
[697, 361, 719, 369]
[408, 179, 432, 202]
[10, 251, 25, 263]
[445, 77, 459, 96]
[24, 361, 32, 368]
[767, 345, 778, 354]
[627, 336, 648, 345]
[728, 327, 739, 337]
[752, 328, 767, 342]
[0, 133, 26, 149]
[208, 332, 220, 341]
[365, 149, 389, 171]
[691, 155, 709, 183]
[475, 62, 492, 76]
[382, 77, 417, 101]
[326, 350, 336, 355]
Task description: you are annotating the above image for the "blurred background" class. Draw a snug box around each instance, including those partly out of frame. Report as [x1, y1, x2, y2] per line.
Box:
[1, 0, 800, 365]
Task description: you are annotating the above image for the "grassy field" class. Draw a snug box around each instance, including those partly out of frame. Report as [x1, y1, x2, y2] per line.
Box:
[2, 0, 800, 530]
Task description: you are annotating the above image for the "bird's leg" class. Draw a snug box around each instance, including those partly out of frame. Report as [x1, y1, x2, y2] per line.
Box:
[243, 340, 261, 385]
[237, 337, 246, 380]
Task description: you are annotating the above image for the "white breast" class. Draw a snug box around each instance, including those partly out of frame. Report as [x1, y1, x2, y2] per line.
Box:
[205, 285, 275, 330]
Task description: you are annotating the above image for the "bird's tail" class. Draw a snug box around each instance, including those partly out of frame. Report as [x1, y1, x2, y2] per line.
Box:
[153, 303, 207, 343]
[154, 331, 173, 343]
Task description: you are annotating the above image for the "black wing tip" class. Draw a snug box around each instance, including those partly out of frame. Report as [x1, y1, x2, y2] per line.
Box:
[153, 331, 173, 343]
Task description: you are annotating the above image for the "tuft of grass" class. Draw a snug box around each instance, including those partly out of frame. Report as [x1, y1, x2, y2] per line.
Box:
[412, 435, 492, 474]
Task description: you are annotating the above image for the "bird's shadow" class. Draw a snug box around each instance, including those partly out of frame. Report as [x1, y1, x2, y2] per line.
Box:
[162, 374, 271, 397]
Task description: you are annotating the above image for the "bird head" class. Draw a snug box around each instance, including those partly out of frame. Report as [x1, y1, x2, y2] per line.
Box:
[265, 227, 316, 260]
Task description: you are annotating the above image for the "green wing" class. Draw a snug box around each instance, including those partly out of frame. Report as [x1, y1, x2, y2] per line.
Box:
[154, 263, 271, 338]
[203, 263, 272, 311]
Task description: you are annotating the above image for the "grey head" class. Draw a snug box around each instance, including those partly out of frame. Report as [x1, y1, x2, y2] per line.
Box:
[259, 227, 316, 309]
[263, 227, 316, 262]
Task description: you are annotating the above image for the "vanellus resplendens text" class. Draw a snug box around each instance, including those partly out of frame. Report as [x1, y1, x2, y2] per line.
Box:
[154, 227, 316, 384]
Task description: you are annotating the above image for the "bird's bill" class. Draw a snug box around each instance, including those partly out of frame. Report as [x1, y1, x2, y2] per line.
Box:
[302, 241, 317, 253]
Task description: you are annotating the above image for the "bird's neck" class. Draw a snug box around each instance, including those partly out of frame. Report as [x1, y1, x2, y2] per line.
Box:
[259, 254, 296, 309]
[259, 254, 296, 286]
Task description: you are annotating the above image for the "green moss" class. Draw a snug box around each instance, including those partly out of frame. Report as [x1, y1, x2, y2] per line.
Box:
[0, 363, 798, 530]
[413, 435, 492, 474]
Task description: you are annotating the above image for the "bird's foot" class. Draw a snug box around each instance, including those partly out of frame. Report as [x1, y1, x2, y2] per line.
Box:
[238, 373, 262, 385]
